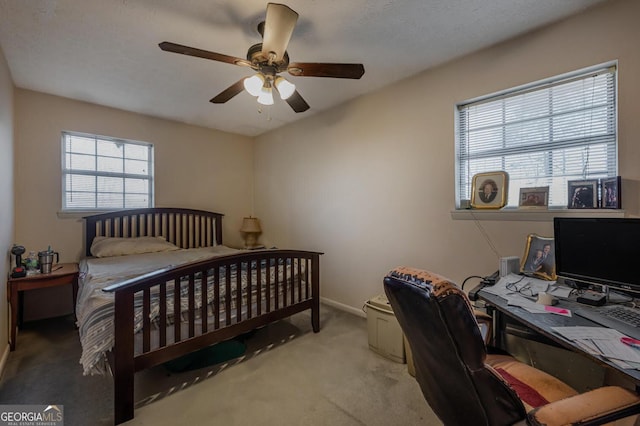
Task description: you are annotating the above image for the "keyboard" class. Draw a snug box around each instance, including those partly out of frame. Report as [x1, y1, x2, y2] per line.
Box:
[573, 305, 640, 340]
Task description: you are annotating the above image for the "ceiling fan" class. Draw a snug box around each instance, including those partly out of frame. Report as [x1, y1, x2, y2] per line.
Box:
[159, 2, 365, 113]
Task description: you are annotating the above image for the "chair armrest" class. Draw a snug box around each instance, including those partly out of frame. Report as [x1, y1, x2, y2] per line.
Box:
[526, 386, 640, 426]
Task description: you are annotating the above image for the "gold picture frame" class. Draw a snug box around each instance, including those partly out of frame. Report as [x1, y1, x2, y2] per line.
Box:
[520, 234, 556, 281]
[470, 171, 508, 209]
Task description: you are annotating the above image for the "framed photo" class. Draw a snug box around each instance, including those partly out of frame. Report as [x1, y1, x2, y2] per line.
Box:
[567, 179, 598, 209]
[470, 171, 509, 209]
[518, 186, 549, 209]
[601, 176, 621, 209]
[520, 234, 556, 281]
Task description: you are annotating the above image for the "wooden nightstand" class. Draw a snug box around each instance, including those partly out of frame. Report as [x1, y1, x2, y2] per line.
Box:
[7, 262, 79, 351]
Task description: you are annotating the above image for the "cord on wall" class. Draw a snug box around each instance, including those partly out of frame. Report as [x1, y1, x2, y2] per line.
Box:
[470, 210, 501, 259]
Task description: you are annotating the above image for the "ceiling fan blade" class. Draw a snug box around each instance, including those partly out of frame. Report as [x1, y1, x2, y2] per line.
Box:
[159, 41, 252, 67]
[287, 63, 365, 79]
[210, 79, 246, 104]
[285, 90, 310, 113]
[261, 3, 298, 62]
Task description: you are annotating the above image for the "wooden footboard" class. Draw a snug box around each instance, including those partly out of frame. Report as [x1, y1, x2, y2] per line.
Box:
[83, 208, 321, 424]
[104, 249, 321, 424]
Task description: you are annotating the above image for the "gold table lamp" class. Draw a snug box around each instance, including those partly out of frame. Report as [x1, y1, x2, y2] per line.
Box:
[240, 217, 262, 249]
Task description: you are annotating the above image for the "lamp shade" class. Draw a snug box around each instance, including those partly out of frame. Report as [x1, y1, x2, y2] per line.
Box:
[257, 87, 274, 105]
[240, 217, 262, 233]
[275, 76, 296, 100]
[244, 74, 264, 97]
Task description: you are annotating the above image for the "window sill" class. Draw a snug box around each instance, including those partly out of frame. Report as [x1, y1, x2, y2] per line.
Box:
[57, 210, 114, 219]
[450, 208, 626, 221]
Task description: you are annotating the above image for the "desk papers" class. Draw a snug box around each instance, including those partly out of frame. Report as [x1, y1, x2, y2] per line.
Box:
[552, 326, 640, 369]
[482, 274, 552, 299]
[481, 274, 571, 316]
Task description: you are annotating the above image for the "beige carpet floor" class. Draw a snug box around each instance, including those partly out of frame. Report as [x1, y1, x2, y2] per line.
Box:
[1, 305, 441, 426]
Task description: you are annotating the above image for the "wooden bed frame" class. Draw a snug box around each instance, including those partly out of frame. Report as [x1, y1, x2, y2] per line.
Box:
[83, 208, 322, 424]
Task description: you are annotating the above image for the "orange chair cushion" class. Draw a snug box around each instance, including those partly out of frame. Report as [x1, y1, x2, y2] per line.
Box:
[486, 354, 578, 411]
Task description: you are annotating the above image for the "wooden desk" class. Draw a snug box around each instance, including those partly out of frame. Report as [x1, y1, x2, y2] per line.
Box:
[478, 289, 640, 388]
[7, 262, 79, 351]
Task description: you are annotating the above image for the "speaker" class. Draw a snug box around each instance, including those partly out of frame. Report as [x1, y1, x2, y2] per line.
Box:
[500, 256, 521, 277]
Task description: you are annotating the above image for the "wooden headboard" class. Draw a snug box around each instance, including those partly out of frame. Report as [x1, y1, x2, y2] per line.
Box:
[84, 208, 224, 256]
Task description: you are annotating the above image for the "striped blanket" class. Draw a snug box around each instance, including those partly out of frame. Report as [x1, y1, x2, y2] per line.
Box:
[77, 245, 266, 375]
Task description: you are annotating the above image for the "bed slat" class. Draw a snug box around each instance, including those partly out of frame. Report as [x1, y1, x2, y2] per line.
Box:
[266, 260, 272, 313]
[214, 266, 220, 330]
[173, 278, 181, 342]
[84, 208, 225, 256]
[201, 270, 208, 334]
[159, 283, 167, 347]
[142, 289, 151, 353]
[257, 260, 263, 316]
[247, 261, 253, 319]
[188, 275, 195, 337]
[225, 265, 232, 325]
[235, 261, 242, 322]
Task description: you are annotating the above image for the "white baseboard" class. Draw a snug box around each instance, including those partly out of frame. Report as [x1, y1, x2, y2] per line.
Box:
[320, 297, 366, 318]
[0, 343, 9, 382]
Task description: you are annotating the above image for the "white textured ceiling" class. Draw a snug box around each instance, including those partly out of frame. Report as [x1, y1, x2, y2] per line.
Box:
[0, 0, 608, 136]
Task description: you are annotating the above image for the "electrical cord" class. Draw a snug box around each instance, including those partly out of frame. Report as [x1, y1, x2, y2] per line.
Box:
[465, 271, 504, 301]
[461, 275, 483, 290]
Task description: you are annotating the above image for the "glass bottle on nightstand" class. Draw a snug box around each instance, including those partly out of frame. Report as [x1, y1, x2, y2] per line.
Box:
[25, 251, 39, 275]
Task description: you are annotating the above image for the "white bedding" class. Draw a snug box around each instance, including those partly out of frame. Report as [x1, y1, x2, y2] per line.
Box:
[77, 245, 241, 375]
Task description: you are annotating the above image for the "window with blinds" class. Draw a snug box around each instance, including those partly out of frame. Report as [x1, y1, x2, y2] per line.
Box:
[456, 64, 617, 208]
[62, 131, 154, 211]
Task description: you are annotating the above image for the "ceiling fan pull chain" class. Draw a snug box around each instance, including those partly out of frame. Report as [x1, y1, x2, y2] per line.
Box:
[257, 104, 273, 121]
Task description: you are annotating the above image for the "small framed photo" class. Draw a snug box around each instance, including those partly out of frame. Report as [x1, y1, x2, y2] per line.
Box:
[520, 234, 556, 281]
[470, 171, 509, 209]
[567, 179, 598, 209]
[601, 176, 621, 209]
[518, 186, 549, 209]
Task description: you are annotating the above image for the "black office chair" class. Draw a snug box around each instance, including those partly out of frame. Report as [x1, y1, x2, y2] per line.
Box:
[383, 266, 640, 426]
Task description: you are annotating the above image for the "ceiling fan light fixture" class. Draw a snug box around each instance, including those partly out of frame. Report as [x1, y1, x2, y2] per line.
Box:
[257, 87, 274, 105]
[244, 74, 265, 97]
[159, 3, 364, 114]
[275, 76, 296, 100]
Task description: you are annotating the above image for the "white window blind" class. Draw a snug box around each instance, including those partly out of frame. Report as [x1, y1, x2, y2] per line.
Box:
[62, 131, 154, 211]
[456, 64, 617, 208]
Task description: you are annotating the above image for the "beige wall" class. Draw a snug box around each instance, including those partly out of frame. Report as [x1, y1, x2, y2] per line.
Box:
[14, 91, 254, 319]
[9, 0, 640, 320]
[0, 45, 15, 360]
[254, 0, 640, 313]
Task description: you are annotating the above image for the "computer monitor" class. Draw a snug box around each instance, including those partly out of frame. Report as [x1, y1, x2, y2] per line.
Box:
[554, 217, 640, 296]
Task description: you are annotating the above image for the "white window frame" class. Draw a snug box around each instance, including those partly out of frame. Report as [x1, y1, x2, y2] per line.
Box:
[455, 62, 617, 210]
[61, 131, 154, 212]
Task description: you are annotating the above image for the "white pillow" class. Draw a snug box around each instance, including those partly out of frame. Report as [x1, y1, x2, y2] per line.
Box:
[90, 236, 180, 258]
